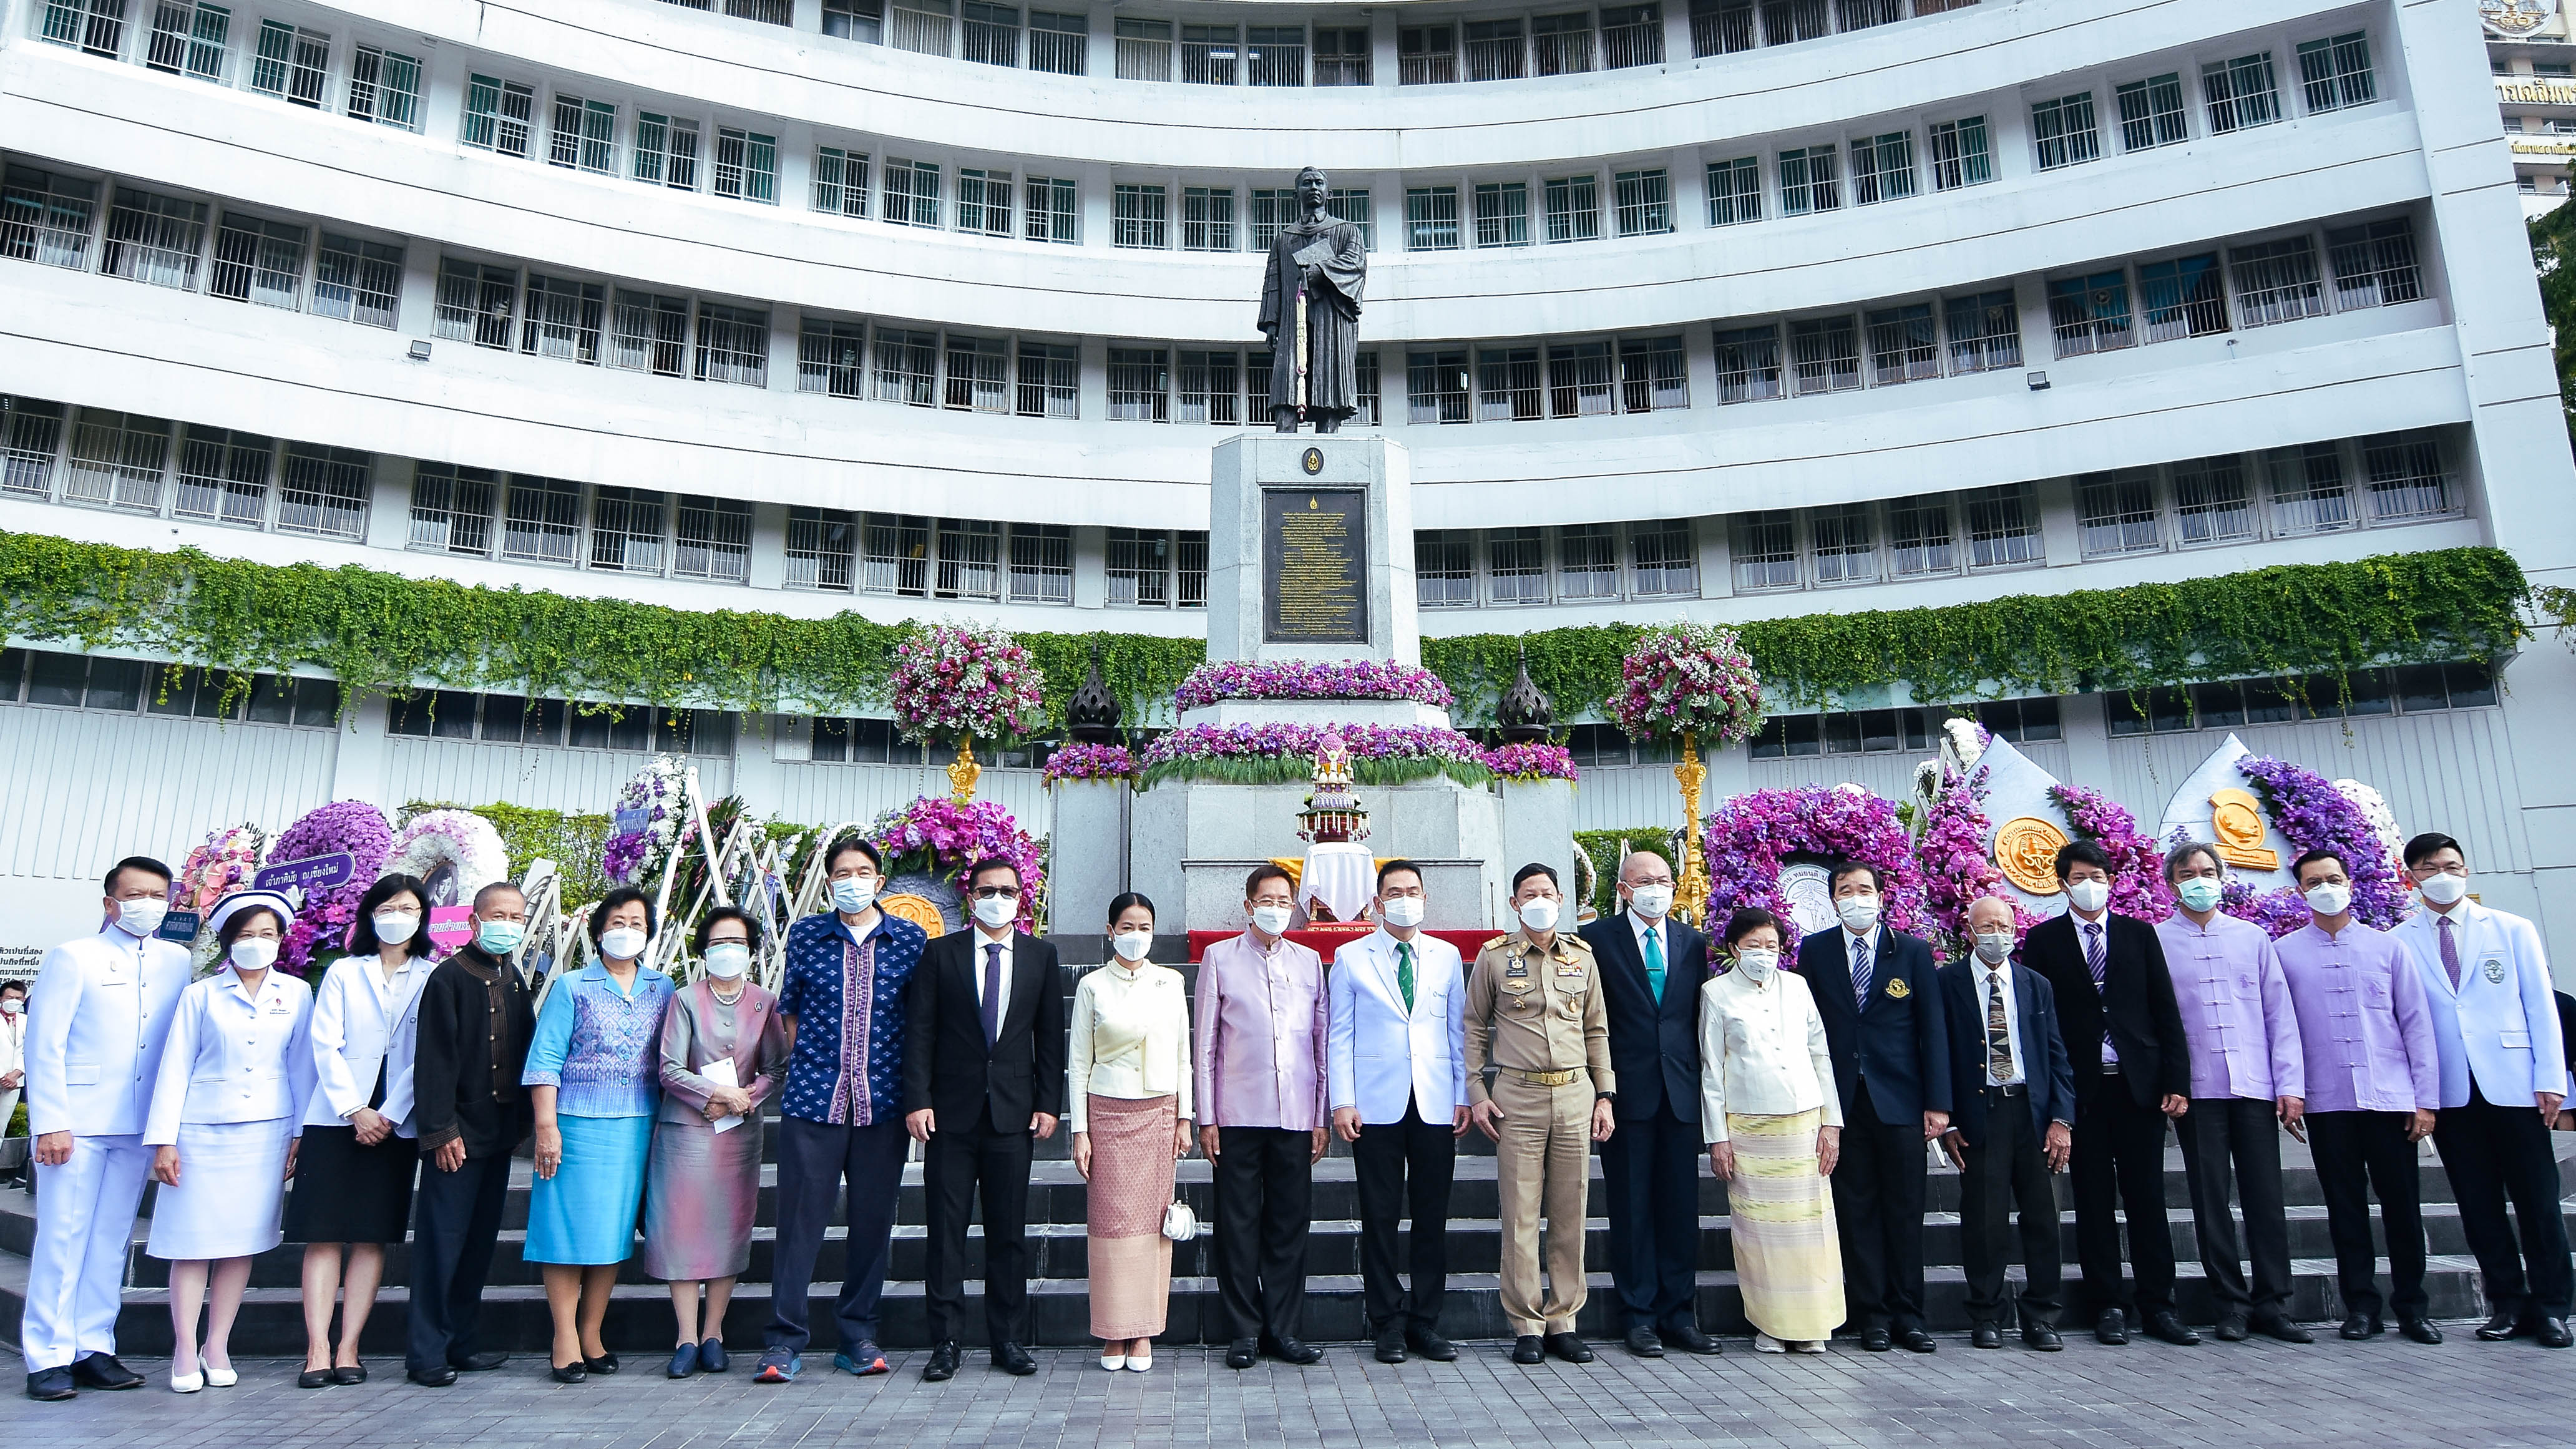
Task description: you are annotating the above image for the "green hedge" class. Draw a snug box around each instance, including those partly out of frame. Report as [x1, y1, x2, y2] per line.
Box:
[1574, 828, 1677, 923]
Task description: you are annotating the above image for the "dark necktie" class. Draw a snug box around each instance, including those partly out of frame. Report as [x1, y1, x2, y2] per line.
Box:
[1986, 968, 2015, 1083]
[2440, 915, 2461, 991]
[982, 941, 1004, 1046]
[2084, 921, 2113, 1059]
[1850, 934, 1873, 1008]
[1643, 927, 1666, 1002]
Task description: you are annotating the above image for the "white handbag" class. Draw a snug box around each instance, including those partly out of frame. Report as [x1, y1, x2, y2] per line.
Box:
[1161, 1198, 1200, 1242]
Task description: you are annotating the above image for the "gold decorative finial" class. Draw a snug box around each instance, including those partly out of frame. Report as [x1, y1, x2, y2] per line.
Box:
[948, 735, 982, 804]
[1674, 729, 1711, 926]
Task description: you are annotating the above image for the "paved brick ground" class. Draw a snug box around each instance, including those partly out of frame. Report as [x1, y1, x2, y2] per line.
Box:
[6, 1328, 2567, 1447]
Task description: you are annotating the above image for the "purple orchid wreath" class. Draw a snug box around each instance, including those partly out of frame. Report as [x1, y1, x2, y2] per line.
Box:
[870, 797, 1046, 929]
[268, 800, 396, 973]
[1042, 742, 1138, 785]
[2051, 783, 2176, 924]
[1136, 722, 1493, 787]
[1174, 660, 1454, 711]
[1916, 763, 2022, 956]
[1702, 785, 1927, 954]
[2214, 754, 2409, 935]
[1483, 742, 1579, 783]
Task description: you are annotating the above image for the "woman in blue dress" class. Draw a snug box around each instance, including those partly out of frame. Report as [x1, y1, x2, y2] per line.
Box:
[523, 886, 673, 1383]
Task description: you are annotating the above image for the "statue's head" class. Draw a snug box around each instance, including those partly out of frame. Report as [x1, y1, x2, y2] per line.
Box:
[1296, 166, 1329, 205]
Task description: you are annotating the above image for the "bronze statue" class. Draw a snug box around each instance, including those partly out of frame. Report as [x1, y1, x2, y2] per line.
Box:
[1256, 167, 1368, 433]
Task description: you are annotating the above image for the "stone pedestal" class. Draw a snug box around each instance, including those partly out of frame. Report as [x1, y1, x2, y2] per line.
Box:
[1133, 779, 1505, 931]
[1047, 779, 1130, 963]
[1207, 436, 1416, 666]
[1497, 778, 1577, 904]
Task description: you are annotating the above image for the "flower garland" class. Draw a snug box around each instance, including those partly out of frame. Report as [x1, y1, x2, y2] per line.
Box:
[871, 797, 1046, 928]
[1916, 764, 2014, 957]
[1611, 621, 1766, 747]
[889, 622, 1044, 744]
[1136, 723, 1494, 789]
[1483, 742, 1579, 783]
[602, 755, 690, 888]
[2050, 784, 2176, 924]
[174, 823, 268, 969]
[268, 801, 395, 973]
[1174, 660, 1455, 711]
[384, 809, 510, 953]
[1041, 742, 1138, 784]
[1700, 785, 1927, 952]
[2227, 755, 2410, 934]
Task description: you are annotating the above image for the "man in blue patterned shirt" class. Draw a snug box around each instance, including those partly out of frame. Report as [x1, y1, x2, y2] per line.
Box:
[755, 837, 928, 1384]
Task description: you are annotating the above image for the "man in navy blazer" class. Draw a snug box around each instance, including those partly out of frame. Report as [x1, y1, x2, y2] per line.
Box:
[1579, 850, 1718, 1358]
[1797, 861, 1950, 1354]
[1938, 897, 2076, 1352]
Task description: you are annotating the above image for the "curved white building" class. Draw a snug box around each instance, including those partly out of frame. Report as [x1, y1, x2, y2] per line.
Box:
[0, 0, 2569, 959]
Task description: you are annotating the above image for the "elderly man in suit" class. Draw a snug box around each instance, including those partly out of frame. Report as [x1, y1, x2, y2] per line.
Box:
[1938, 897, 2076, 1352]
[1329, 859, 1468, 1365]
[1798, 859, 1949, 1354]
[1579, 849, 1719, 1358]
[2024, 839, 2197, 1347]
[2389, 832, 2573, 1349]
[904, 856, 1065, 1382]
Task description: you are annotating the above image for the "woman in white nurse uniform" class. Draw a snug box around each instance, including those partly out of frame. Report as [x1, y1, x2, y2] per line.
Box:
[143, 890, 316, 1392]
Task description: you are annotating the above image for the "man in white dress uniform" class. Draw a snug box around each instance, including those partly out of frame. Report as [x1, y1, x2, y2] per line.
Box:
[21, 856, 191, 1402]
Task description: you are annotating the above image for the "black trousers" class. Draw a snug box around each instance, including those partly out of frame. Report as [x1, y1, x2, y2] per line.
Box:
[1958, 1087, 2062, 1328]
[2069, 1074, 2175, 1314]
[1351, 1101, 1455, 1335]
[2435, 1084, 2574, 1322]
[1599, 1101, 1703, 1333]
[1212, 1126, 1315, 1343]
[1830, 1085, 1927, 1332]
[766, 1116, 909, 1354]
[922, 1106, 1037, 1349]
[2308, 1109, 2426, 1319]
[406, 1149, 513, 1373]
[2176, 1096, 2291, 1319]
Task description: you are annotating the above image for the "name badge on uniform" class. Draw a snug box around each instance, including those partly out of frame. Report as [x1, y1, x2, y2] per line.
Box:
[1506, 959, 1529, 978]
[267, 1002, 293, 1015]
[2484, 958, 2507, 985]
[1885, 978, 1911, 1000]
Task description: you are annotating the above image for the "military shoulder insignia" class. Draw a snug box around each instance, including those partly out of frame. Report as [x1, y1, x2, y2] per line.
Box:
[1885, 978, 1911, 999]
[2484, 959, 2507, 985]
[1481, 935, 1510, 953]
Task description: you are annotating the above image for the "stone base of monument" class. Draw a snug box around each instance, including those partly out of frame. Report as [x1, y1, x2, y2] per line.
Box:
[1131, 779, 1506, 931]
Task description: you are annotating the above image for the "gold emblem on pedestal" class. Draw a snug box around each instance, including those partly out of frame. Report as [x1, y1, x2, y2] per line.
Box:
[2208, 788, 2280, 871]
[877, 894, 949, 939]
[1994, 816, 2070, 896]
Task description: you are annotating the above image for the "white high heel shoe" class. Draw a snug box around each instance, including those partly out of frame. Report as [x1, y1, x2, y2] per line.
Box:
[203, 1364, 238, 1388]
[1100, 1352, 1126, 1372]
[1125, 1347, 1151, 1372]
[170, 1368, 204, 1393]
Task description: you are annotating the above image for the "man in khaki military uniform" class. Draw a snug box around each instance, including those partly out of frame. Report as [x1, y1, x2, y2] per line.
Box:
[1466, 862, 1617, 1365]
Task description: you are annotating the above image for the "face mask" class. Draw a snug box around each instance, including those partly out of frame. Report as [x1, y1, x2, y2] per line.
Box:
[973, 895, 1018, 930]
[1735, 948, 1778, 980]
[703, 942, 751, 980]
[230, 937, 279, 971]
[0, 999, 17, 1016]
[1380, 895, 1425, 929]
[1973, 931, 2014, 965]
[1836, 895, 1880, 935]
[2419, 871, 2469, 907]
[2174, 877, 2225, 914]
[373, 912, 420, 945]
[1628, 884, 1674, 920]
[1111, 930, 1153, 963]
[600, 927, 648, 962]
[1250, 905, 1294, 937]
[476, 919, 526, 956]
[2305, 882, 2352, 918]
[1518, 898, 1561, 933]
[831, 877, 879, 914]
[2066, 879, 2110, 914]
[114, 897, 167, 939]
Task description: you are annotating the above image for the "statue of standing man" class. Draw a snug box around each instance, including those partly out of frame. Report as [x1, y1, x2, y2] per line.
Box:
[1257, 167, 1368, 433]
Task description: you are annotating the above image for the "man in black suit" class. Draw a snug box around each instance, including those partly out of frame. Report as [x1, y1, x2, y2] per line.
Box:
[1797, 860, 1949, 1354]
[904, 857, 1066, 1381]
[1938, 896, 2076, 1352]
[1579, 849, 1719, 1359]
[2022, 839, 2197, 1347]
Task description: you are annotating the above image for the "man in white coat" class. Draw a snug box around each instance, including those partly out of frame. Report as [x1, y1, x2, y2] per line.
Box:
[2389, 832, 2574, 1347]
[22, 856, 192, 1401]
[1328, 859, 1468, 1366]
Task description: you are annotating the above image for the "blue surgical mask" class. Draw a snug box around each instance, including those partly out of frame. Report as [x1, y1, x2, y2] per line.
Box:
[831, 877, 878, 914]
[2175, 877, 2224, 913]
[475, 919, 526, 955]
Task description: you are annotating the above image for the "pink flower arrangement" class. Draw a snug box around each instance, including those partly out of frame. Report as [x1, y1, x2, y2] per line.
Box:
[175, 823, 267, 914]
[1174, 660, 1454, 711]
[1702, 786, 1926, 954]
[871, 797, 1047, 929]
[2226, 755, 2409, 933]
[1136, 722, 1492, 787]
[268, 800, 395, 973]
[1611, 622, 1766, 748]
[1042, 742, 1138, 784]
[2051, 784, 2176, 923]
[1916, 765, 2022, 957]
[1483, 742, 1579, 783]
[890, 622, 1044, 744]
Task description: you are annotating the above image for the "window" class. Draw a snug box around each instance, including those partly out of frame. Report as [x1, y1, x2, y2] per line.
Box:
[1546, 341, 1614, 418]
[1706, 157, 1762, 225]
[147, 2, 230, 80]
[1023, 175, 1078, 243]
[1108, 347, 1169, 421]
[462, 75, 535, 157]
[1752, 708, 1941, 760]
[1313, 26, 1370, 85]
[1009, 523, 1072, 602]
[2115, 73, 2188, 150]
[1811, 503, 1876, 584]
[1116, 17, 1172, 79]
[62, 409, 169, 512]
[1017, 341, 1078, 416]
[635, 114, 701, 190]
[1407, 186, 1461, 250]
[1849, 132, 1915, 205]
[945, 334, 1012, 412]
[1249, 24, 1304, 84]
[2298, 32, 2373, 113]
[1543, 175, 1599, 242]
[1712, 324, 1783, 403]
[1614, 169, 1671, 235]
[784, 506, 857, 590]
[347, 45, 419, 129]
[409, 462, 497, 554]
[2264, 440, 2351, 534]
[962, 1, 1018, 65]
[502, 476, 582, 564]
[435, 258, 519, 349]
[1601, 3, 1663, 67]
[1475, 182, 1531, 248]
[1787, 315, 1859, 394]
[1836, 0, 1900, 28]
[874, 328, 938, 405]
[693, 303, 767, 386]
[590, 486, 666, 573]
[2361, 431, 2453, 520]
[1029, 10, 1086, 73]
[1478, 346, 1543, 421]
[1760, 0, 1828, 44]
[276, 444, 368, 539]
[1731, 512, 1797, 591]
[2109, 665, 2492, 734]
[713, 129, 778, 203]
[1557, 523, 1619, 599]
[882, 159, 940, 227]
[2047, 270, 2132, 356]
[664, 499, 740, 582]
[564, 704, 653, 752]
[172, 426, 270, 525]
[1415, 531, 1475, 607]
[959, 169, 1015, 236]
[1183, 23, 1238, 83]
[2137, 252, 2227, 341]
[824, 0, 883, 38]
[2326, 218, 2419, 308]
[1928, 117, 1990, 189]
[1182, 187, 1234, 250]
[2228, 236, 2326, 328]
[2077, 469, 2160, 557]
[798, 316, 869, 398]
[1619, 336, 1687, 412]
[611, 291, 690, 375]
[1943, 290, 2020, 373]
[1465, 18, 1525, 80]
[1531, 11, 1594, 74]
[1964, 483, 2041, 568]
[1329, 188, 1375, 250]
[1115, 183, 1168, 248]
[520, 273, 605, 363]
[1399, 24, 1457, 84]
[1692, 0, 1755, 55]
[1, 398, 67, 499]
[1106, 528, 1169, 605]
[2, 165, 99, 269]
[892, 0, 952, 54]
[550, 96, 617, 173]
[1355, 350, 1382, 424]
[1888, 495, 1954, 575]
[1176, 349, 1241, 424]
[932, 518, 1002, 599]
[209, 214, 305, 309]
[102, 187, 208, 291]
[2171, 454, 2253, 545]
[2202, 52, 2279, 134]
[1777, 145, 1839, 215]
[1487, 527, 1546, 603]
[1248, 189, 1290, 249]
[1632, 520, 1695, 595]
[1176, 530, 1209, 608]
[42, 0, 127, 57]
[1407, 349, 1470, 424]
[2031, 92, 2099, 170]
[1864, 303, 1938, 384]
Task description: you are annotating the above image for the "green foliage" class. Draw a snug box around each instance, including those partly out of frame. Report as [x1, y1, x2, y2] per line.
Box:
[1574, 828, 1676, 922]
[403, 799, 612, 909]
[2531, 199, 2576, 453]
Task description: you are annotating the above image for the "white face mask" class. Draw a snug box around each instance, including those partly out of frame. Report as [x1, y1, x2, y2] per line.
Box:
[373, 912, 420, 946]
[703, 942, 751, 980]
[1836, 894, 1880, 935]
[114, 897, 167, 939]
[831, 877, 879, 915]
[2418, 871, 2468, 906]
[973, 894, 1018, 930]
[2066, 879, 2110, 914]
[1111, 930, 1153, 963]
[1735, 947, 1778, 980]
[0, 998, 17, 1015]
[1627, 884, 1674, 920]
[1250, 904, 1294, 937]
[600, 926, 649, 962]
[1973, 931, 2014, 964]
[2305, 882, 2353, 918]
[229, 937, 279, 972]
[1380, 895, 1425, 929]
[1518, 897, 1561, 933]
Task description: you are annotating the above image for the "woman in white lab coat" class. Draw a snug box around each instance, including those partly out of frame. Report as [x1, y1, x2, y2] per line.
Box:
[285, 873, 434, 1388]
[144, 890, 316, 1393]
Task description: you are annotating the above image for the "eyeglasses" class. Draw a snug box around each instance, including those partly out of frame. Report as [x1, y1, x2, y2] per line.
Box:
[970, 884, 1022, 900]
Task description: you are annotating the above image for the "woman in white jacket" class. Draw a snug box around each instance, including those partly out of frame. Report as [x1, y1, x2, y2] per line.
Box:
[284, 874, 435, 1388]
[144, 890, 315, 1392]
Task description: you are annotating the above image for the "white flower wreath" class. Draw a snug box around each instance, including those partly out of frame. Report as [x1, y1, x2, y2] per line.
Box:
[385, 809, 512, 914]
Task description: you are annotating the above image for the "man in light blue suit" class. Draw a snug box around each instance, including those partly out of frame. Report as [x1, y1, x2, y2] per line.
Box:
[1329, 859, 1468, 1366]
[2389, 832, 2573, 1347]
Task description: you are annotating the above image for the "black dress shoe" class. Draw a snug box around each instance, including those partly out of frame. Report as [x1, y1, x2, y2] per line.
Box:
[2250, 1314, 2314, 1345]
[2340, 1314, 2383, 1340]
[1860, 1326, 1893, 1352]
[1623, 1326, 1666, 1357]
[451, 1351, 509, 1372]
[1970, 1324, 2003, 1350]
[1544, 1332, 1593, 1364]
[26, 1368, 77, 1401]
[1511, 1335, 1546, 1365]
[1405, 1328, 1458, 1362]
[2399, 1317, 2445, 1345]
[406, 1365, 457, 1387]
[582, 1353, 619, 1375]
[1659, 1325, 1721, 1356]
[1896, 1327, 1938, 1354]
[333, 1364, 369, 1385]
[1373, 1334, 1407, 1365]
[2021, 1325, 2064, 1352]
[549, 1362, 587, 1384]
[1226, 1339, 1259, 1370]
[2144, 1312, 2200, 1345]
[299, 1368, 336, 1388]
[992, 1342, 1038, 1375]
[2537, 1317, 2573, 1349]
[2213, 1315, 2248, 1342]
[923, 1342, 960, 1382]
[2477, 1310, 2527, 1341]
[1262, 1336, 1324, 1365]
[71, 1354, 142, 1390]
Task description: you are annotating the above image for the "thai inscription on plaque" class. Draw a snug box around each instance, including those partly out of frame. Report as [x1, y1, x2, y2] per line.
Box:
[1263, 488, 1367, 645]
